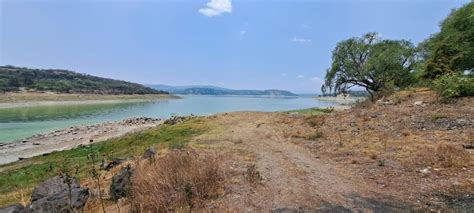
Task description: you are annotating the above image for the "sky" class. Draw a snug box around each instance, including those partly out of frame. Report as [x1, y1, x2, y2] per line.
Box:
[0, 0, 470, 93]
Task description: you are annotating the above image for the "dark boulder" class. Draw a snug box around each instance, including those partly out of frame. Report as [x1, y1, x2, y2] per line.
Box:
[109, 165, 133, 201]
[143, 147, 156, 159]
[101, 158, 125, 171]
[0, 203, 24, 213]
[26, 175, 88, 212]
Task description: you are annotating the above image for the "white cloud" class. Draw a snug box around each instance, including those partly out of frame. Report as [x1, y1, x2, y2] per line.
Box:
[198, 0, 232, 17]
[281, 73, 287, 77]
[297, 75, 305, 78]
[291, 37, 312, 44]
[310, 76, 323, 82]
[240, 30, 247, 35]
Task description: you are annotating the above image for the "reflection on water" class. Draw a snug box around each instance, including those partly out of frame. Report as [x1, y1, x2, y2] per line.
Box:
[0, 96, 338, 143]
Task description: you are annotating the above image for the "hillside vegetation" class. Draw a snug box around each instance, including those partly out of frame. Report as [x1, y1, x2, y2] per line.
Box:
[0, 66, 167, 95]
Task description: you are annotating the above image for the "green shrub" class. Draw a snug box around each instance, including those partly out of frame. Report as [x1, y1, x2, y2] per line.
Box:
[433, 73, 474, 99]
[307, 131, 324, 140]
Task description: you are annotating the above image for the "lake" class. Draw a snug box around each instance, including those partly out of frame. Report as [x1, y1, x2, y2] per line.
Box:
[0, 95, 338, 143]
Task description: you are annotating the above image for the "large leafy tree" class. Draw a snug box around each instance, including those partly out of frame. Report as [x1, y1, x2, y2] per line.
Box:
[322, 33, 417, 100]
[422, 2, 474, 79]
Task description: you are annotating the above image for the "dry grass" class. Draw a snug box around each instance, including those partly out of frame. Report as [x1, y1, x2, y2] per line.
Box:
[245, 163, 262, 185]
[306, 131, 324, 140]
[129, 150, 225, 212]
[420, 144, 472, 168]
[304, 116, 326, 127]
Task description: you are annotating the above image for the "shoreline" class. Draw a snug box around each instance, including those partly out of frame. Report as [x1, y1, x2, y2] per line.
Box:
[0, 99, 165, 109]
[0, 92, 180, 109]
[0, 117, 162, 166]
[314, 96, 366, 105]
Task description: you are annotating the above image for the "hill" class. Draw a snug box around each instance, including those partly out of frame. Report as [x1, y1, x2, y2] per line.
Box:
[149, 84, 297, 96]
[0, 66, 167, 95]
[149, 84, 230, 94]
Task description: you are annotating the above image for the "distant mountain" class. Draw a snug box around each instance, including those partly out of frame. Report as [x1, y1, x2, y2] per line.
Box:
[0, 66, 168, 95]
[149, 84, 230, 94]
[148, 84, 297, 96]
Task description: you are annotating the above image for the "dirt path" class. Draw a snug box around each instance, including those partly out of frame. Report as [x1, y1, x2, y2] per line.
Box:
[194, 112, 409, 211]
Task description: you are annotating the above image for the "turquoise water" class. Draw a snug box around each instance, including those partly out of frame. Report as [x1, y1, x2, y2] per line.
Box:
[0, 95, 337, 143]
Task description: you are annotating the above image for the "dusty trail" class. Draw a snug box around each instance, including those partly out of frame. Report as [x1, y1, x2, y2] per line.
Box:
[195, 112, 409, 211]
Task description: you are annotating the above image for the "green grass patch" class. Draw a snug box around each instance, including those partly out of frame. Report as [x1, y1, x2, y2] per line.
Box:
[307, 131, 324, 140]
[286, 107, 334, 115]
[0, 118, 207, 206]
[432, 113, 448, 120]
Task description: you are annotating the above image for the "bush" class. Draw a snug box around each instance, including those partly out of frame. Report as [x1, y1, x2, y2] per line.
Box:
[130, 150, 225, 211]
[433, 73, 474, 99]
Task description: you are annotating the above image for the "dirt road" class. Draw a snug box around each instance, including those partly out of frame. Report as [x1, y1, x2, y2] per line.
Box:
[194, 112, 411, 211]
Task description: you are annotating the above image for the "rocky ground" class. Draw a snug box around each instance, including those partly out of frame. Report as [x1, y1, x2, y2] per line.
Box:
[0, 117, 162, 165]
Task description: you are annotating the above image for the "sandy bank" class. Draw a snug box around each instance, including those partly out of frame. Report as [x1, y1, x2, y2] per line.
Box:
[0, 92, 179, 109]
[0, 117, 162, 165]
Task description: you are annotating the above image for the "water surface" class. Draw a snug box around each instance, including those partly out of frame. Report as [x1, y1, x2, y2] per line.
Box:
[0, 95, 337, 143]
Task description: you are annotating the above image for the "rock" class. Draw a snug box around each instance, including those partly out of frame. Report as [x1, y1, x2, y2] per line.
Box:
[208, 204, 217, 209]
[89, 139, 94, 143]
[109, 165, 133, 201]
[32, 143, 41, 146]
[102, 158, 125, 171]
[143, 147, 156, 159]
[376, 100, 393, 105]
[0, 203, 24, 213]
[456, 118, 469, 126]
[164, 115, 187, 125]
[120, 117, 160, 126]
[463, 144, 473, 149]
[420, 168, 431, 174]
[413, 101, 426, 107]
[27, 175, 89, 212]
[21, 140, 28, 143]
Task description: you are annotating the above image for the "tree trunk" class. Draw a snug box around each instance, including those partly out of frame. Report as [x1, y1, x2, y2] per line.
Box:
[367, 89, 374, 102]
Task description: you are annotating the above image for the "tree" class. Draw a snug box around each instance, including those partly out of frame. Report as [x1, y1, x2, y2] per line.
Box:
[8, 78, 21, 87]
[322, 32, 417, 100]
[422, 2, 474, 79]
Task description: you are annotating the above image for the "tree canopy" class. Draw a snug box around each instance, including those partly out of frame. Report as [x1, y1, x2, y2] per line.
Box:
[422, 2, 474, 79]
[322, 33, 417, 99]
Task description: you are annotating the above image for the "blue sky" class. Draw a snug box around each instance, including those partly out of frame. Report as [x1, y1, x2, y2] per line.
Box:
[0, 0, 469, 93]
